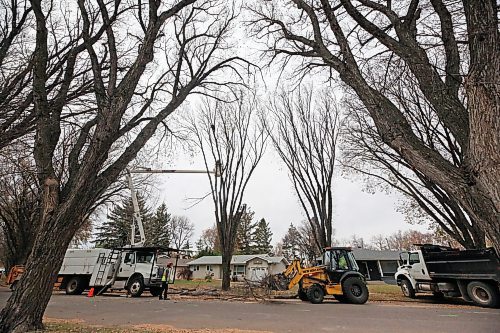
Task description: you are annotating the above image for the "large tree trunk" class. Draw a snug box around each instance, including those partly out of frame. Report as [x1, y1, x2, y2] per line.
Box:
[0, 213, 75, 333]
[221, 250, 232, 291]
[464, 0, 500, 251]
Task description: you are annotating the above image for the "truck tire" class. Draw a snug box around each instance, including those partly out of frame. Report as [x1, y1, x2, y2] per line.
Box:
[10, 280, 18, 292]
[66, 277, 85, 295]
[400, 279, 416, 299]
[307, 284, 324, 304]
[128, 277, 144, 297]
[467, 281, 499, 308]
[150, 287, 162, 297]
[342, 277, 369, 304]
[298, 289, 309, 301]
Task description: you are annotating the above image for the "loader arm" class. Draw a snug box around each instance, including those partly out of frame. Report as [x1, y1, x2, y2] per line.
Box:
[283, 259, 326, 290]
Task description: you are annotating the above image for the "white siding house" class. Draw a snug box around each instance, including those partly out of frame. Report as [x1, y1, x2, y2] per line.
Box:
[187, 255, 288, 281]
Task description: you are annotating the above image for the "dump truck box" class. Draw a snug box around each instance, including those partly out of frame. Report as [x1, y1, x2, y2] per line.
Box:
[420, 245, 500, 281]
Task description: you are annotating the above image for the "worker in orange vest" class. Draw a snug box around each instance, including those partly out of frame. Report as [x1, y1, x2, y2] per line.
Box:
[159, 263, 173, 300]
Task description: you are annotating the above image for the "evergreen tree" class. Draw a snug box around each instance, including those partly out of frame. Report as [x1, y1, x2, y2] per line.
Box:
[252, 218, 273, 254]
[236, 207, 256, 254]
[145, 203, 171, 247]
[281, 223, 301, 260]
[95, 194, 152, 248]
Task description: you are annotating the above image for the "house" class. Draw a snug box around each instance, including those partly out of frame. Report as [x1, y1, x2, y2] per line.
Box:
[352, 248, 402, 281]
[187, 254, 288, 281]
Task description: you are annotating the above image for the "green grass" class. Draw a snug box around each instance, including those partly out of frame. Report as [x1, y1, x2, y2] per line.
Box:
[367, 284, 401, 295]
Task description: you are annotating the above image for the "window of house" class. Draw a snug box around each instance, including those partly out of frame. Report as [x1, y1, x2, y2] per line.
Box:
[234, 265, 245, 275]
[380, 261, 399, 275]
[193, 265, 199, 271]
[206, 265, 213, 271]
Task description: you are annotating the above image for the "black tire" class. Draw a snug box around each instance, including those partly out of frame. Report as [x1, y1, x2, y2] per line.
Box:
[342, 277, 369, 304]
[306, 284, 324, 304]
[150, 287, 162, 297]
[10, 280, 18, 292]
[298, 289, 309, 301]
[467, 281, 499, 308]
[128, 276, 144, 297]
[65, 277, 85, 295]
[334, 295, 347, 303]
[400, 279, 416, 299]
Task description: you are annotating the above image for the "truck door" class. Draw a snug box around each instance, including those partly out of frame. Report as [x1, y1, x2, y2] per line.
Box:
[117, 251, 136, 279]
[408, 251, 431, 281]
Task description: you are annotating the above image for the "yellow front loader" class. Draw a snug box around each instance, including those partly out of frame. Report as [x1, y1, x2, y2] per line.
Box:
[274, 247, 369, 304]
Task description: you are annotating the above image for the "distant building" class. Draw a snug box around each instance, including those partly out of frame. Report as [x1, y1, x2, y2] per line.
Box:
[352, 248, 401, 281]
[187, 254, 288, 281]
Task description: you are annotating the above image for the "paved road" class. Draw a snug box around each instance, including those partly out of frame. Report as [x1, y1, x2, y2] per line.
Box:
[1, 289, 499, 332]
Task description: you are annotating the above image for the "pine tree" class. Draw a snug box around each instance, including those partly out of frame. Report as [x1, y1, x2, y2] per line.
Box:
[281, 223, 301, 260]
[145, 203, 171, 247]
[252, 218, 273, 254]
[236, 207, 255, 254]
[95, 194, 152, 248]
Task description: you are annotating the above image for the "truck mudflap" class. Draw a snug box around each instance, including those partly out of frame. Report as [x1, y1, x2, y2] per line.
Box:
[456, 280, 472, 302]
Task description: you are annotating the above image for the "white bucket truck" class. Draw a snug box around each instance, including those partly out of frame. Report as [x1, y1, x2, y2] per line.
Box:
[58, 246, 177, 297]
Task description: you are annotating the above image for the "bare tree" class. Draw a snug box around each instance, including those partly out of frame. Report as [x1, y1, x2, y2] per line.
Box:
[250, 1, 499, 251]
[337, 31, 487, 249]
[187, 94, 267, 290]
[0, 1, 248, 331]
[0, 0, 99, 150]
[170, 215, 194, 249]
[264, 88, 342, 253]
[343, 93, 485, 248]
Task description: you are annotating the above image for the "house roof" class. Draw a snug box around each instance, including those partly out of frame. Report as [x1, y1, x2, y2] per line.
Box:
[352, 248, 401, 261]
[187, 254, 287, 266]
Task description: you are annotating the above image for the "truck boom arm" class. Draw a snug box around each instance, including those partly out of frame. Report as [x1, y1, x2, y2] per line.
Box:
[126, 169, 146, 247]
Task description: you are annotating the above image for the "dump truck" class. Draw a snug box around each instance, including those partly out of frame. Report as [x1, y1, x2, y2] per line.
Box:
[273, 247, 369, 304]
[395, 244, 500, 308]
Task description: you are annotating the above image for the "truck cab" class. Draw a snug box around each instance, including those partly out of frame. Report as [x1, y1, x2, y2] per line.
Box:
[110, 247, 174, 297]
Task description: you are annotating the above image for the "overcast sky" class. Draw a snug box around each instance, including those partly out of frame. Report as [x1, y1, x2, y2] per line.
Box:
[153, 145, 430, 247]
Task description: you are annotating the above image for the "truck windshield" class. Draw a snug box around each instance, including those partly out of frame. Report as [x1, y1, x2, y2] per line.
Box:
[136, 252, 154, 264]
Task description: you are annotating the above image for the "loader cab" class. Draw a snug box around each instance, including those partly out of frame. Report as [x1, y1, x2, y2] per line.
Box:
[323, 247, 359, 282]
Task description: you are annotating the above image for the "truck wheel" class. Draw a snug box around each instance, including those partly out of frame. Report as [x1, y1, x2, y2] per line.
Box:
[10, 281, 18, 292]
[298, 289, 309, 301]
[128, 277, 144, 297]
[307, 284, 324, 304]
[400, 279, 416, 299]
[467, 281, 499, 308]
[342, 277, 369, 304]
[66, 277, 85, 295]
[150, 287, 162, 297]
